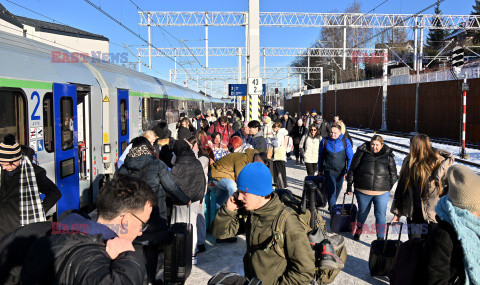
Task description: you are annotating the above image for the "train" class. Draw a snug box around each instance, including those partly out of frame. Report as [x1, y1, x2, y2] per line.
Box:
[0, 30, 225, 217]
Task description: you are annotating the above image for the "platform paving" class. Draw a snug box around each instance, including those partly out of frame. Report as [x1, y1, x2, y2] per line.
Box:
[186, 149, 409, 284]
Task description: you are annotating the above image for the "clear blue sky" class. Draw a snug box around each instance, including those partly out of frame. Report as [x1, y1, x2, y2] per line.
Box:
[2, 0, 475, 96]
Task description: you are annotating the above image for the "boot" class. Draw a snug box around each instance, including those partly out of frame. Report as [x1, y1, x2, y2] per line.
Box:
[318, 239, 344, 270]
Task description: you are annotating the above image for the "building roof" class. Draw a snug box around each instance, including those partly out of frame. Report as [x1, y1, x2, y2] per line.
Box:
[0, 3, 108, 41]
[0, 3, 23, 28]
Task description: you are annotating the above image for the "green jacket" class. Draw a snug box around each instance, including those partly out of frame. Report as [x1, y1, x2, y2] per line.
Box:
[211, 148, 257, 181]
[212, 193, 315, 285]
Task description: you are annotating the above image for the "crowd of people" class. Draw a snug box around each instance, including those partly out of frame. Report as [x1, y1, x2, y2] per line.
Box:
[0, 106, 478, 285]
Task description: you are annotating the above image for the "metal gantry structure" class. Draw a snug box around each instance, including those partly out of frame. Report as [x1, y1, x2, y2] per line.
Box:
[138, 9, 480, 123]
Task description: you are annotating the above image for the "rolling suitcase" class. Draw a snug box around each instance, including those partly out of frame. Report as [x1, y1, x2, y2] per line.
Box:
[330, 193, 357, 233]
[304, 175, 328, 208]
[164, 207, 194, 284]
[368, 222, 404, 276]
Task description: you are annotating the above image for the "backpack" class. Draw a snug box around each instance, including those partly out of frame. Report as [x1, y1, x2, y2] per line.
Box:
[260, 190, 347, 284]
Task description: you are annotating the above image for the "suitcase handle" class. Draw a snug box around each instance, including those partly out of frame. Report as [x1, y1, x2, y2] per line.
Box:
[340, 192, 356, 215]
[383, 222, 403, 254]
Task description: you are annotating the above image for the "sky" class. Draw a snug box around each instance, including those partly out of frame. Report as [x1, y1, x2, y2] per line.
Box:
[2, 0, 476, 97]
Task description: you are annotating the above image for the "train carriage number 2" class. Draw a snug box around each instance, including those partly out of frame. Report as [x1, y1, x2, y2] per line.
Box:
[31, 91, 41, 121]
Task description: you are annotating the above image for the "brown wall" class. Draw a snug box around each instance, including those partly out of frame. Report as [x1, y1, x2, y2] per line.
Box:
[285, 79, 480, 143]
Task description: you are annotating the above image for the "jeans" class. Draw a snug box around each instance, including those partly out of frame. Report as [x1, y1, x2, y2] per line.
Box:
[305, 163, 318, 176]
[354, 190, 389, 238]
[215, 178, 237, 208]
[324, 171, 344, 212]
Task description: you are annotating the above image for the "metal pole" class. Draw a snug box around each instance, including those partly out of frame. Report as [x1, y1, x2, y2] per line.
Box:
[419, 27, 424, 71]
[307, 49, 311, 80]
[334, 70, 337, 115]
[148, 13, 152, 68]
[413, 20, 418, 71]
[320, 67, 323, 114]
[238, 47, 242, 111]
[205, 15, 209, 68]
[343, 26, 347, 70]
[460, 73, 468, 158]
[169, 70, 172, 82]
[196, 73, 199, 92]
[299, 74, 302, 117]
[174, 48, 177, 83]
[138, 50, 142, 72]
[414, 49, 420, 133]
[381, 49, 388, 130]
[263, 49, 266, 79]
[247, 0, 260, 121]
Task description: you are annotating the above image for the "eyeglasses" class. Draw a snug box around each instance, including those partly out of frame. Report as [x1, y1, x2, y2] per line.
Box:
[122, 213, 149, 232]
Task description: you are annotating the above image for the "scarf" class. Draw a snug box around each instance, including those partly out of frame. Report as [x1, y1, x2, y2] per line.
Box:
[127, 145, 152, 158]
[19, 156, 46, 226]
[436, 196, 480, 284]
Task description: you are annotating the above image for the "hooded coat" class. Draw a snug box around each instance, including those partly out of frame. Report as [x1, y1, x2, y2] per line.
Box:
[117, 152, 190, 239]
[211, 148, 257, 181]
[346, 142, 398, 191]
[170, 147, 206, 203]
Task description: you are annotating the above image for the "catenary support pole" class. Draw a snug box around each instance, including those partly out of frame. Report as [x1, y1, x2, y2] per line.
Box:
[248, 0, 260, 121]
[381, 49, 388, 130]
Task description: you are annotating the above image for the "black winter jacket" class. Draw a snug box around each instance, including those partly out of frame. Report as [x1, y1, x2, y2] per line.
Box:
[0, 164, 61, 239]
[422, 218, 466, 285]
[19, 216, 147, 284]
[171, 151, 206, 203]
[346, 143, 398, 192]
[118, 154, 190, 237]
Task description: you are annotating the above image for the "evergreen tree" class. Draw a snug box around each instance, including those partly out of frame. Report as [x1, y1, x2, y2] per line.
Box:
[469, 0, 480, 45]
[424, 3, 450, 66]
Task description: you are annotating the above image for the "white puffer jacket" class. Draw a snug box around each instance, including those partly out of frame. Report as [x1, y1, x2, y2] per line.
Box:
[270, 128, 289, 161]
[299, 134, 322, 164]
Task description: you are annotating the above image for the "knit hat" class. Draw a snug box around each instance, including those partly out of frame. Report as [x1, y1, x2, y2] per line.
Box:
[237, 162, 273, 197]
[447, 164, 480, 212]
[311, 110, 317, 115]
[0, 134, 22, 162]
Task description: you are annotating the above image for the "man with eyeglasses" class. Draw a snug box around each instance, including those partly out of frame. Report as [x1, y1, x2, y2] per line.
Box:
[15, 175, 157, 284]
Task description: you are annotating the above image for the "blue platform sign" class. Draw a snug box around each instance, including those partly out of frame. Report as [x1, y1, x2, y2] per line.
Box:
[229, 84, 266, 96]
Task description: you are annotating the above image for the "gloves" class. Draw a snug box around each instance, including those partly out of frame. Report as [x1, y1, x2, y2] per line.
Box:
[346, 183, 353, 194]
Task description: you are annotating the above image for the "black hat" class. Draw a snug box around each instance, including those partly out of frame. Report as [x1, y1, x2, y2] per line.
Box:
[0, 134, 22, 162]
[173, 140, 191, 156]
[194, 109, 202, 116]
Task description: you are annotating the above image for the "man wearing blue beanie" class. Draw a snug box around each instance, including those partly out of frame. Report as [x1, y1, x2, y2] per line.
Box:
[212, 162, 315, 284]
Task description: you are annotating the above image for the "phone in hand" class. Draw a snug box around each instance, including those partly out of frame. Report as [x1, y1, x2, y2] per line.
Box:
[232, 191, 245, 208]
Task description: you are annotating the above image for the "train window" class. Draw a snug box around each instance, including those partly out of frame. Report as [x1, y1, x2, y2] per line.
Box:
[120, 99, 127, 136]
[60, 97, 74, 150]
[43, 93, 54, 152]
[0, 89, 26, 145]
[153, 99, 163, 121]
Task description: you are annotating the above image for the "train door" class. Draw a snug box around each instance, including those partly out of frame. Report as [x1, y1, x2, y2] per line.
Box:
[53, 83, 79, 216]
[77, 85, 92, 210]
[118, 90, 129, 155]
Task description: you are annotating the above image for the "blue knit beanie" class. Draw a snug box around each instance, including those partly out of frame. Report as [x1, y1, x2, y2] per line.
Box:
[237, 162, 273, 197]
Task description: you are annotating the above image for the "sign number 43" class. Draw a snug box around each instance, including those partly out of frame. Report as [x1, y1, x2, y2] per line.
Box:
[248, 78, 263, 95]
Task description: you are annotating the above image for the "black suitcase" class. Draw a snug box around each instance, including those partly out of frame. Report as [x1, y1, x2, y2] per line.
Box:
[330, 193, 357, 233]
[164, 222, 193, 283]
[304, 175, 328, 208]
[368, 222, 404, 276]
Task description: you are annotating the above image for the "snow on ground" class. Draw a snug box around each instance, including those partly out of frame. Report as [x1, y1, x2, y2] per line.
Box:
[187, 138, 410, 285]
[349, 129, 480, 174]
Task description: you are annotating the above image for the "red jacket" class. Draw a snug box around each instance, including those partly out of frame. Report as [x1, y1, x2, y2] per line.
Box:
[208, 122, 233, 146]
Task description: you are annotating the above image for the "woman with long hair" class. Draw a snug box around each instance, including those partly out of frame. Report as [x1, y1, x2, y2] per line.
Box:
[299, 124, 322, 176]
[210, 131, 229, 161]
[346, 135, 397, 240]
[271, 121, 289, 188]
[391, 134, 454, 239]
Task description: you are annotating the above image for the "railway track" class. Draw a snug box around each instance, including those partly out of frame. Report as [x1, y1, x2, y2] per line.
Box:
[352, 128, 480, 150]
[348, 132, 480, 170]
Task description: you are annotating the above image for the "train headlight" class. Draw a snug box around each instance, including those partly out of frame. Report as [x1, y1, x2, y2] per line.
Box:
[103, 144, 111, 153]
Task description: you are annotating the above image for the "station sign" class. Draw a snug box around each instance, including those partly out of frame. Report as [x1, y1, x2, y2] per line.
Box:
[229, 83, 266, 96]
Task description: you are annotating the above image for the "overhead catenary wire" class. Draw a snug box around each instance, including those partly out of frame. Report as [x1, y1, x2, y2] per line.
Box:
[82, 0, 199, 82]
